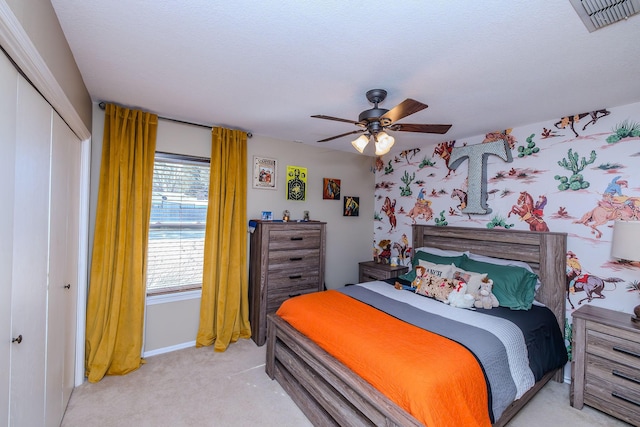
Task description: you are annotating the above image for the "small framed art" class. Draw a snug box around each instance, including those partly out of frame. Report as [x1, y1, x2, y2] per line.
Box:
[253, 156, 277, 190]
[343, 196, 359, 216]
[323, 178, 341, 200]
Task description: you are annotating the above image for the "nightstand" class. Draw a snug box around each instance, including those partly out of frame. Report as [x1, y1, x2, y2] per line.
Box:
[571, 304, 640, 426]
[358, 261, 409, 283]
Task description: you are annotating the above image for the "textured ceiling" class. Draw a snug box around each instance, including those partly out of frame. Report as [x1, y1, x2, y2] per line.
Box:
[50, 0, 640, 154]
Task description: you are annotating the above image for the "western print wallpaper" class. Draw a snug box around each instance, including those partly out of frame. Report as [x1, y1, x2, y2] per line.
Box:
[373, 101, 640, 318]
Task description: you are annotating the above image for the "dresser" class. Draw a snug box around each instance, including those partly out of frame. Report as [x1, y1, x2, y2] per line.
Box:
[358, 261, 409, 283]
[571, 305, 640, 426]
[249, 220, 326, 346]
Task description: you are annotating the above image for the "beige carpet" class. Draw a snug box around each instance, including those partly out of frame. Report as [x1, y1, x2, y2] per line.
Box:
[62, 339, 629, 427]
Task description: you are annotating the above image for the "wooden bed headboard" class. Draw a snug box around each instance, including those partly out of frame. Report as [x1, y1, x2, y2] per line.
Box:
[412, 225, 567, 338]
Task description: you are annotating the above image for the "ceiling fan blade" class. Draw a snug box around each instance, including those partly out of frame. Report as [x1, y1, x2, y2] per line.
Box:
[389, 123, 452, 134]
[311, 115, 360, 125]
[317, 129, 365, 142]
[380, 99, 428, 124]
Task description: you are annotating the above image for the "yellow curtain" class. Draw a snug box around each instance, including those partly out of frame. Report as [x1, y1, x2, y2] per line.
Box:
[196, 127, 251, 351]
[85, 104, 158, 382]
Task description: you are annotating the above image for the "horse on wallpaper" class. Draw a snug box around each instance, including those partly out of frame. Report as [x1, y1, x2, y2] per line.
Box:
[507, 191, 549, 232]
[381, 197, 397, 232]
[451, 188, 471, 219]
[433, 141, 456, 178]
[566, 269, 623, 309]
[407, 189, 433, 224]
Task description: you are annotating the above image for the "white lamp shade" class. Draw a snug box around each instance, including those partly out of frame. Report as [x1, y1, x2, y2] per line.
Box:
[374, 132, 395, 156]
[611, 220, 640, 261]
[351, 134, 369, 153]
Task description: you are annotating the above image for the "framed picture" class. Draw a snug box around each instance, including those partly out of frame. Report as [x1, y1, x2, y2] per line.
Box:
[343, 196, 359, 216]
[323, 178, 341, 200]
[253, 156, 277, 190]
[286, 165, 307, 201]
[261, 211, 273, 221]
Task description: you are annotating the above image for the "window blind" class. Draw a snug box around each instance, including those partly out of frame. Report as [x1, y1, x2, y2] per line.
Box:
[147, 153, 210, 294]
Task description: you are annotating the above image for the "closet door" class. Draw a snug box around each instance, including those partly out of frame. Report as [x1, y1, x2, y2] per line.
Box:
[45, 113, 80, 426]
[10, 74, 52, 427]
[0, 48, 18, 427]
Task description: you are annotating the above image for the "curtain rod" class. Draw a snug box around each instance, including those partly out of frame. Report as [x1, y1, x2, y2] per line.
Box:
[98, 101, 252, 138]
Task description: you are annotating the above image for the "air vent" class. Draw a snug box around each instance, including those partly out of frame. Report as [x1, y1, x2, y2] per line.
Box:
[569, 0, 640, 31]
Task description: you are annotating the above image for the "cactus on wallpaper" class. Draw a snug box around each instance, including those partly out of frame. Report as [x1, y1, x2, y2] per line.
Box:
[606, 119, 640, 143]
[517, 134, 540, 157]
[565, 320, 573, 361]
[486, 216, 514, 229]
[554, 148, 596, 191]
[419, 156, 436, 168]
[434, 211, 448, 226]
[400, 171, 415, 196]
[384, 160, 394, 175]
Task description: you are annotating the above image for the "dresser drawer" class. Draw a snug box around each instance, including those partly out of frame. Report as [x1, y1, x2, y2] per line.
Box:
[360, 265, 389, 282]
[266, 284, 318, 313]
[586, 327, 640, 369]
[268, 228, 322, 250]
[268, 248, 320, 271]
[586, 353, 640, 394]
[267, 268, 321, 289]
[585, 354, 640, 425]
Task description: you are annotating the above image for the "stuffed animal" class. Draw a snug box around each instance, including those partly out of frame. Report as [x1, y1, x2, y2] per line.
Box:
[474, 278, 499, 309]
[447, 280, 475, 309]
[411, 265, 427, 289]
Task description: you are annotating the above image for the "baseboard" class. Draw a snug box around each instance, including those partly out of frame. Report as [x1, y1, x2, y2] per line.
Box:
[143, 341, 196, 358]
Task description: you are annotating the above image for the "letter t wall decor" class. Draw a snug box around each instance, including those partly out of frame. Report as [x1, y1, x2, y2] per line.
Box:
[448, 140, 513, 214]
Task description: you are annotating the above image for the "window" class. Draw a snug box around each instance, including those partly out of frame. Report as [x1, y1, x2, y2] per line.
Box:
[146, 152, 210, 295]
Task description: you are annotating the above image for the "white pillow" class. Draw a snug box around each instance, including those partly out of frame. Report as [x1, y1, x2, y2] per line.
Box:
[466, 252, 543, 291]
[417, 260, 455, 279]
[452, 267, 487, 297]
[415, 247, 469, 258]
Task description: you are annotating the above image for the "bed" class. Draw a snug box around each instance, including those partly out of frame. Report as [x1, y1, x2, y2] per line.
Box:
[265, 225, 568, 426]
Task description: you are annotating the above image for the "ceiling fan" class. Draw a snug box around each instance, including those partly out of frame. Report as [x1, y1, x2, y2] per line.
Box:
[311, 89, 452, 155]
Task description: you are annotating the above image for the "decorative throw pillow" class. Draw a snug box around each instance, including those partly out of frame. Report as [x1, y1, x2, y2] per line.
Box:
[460, 255, 538, 310]
[452, 267, 488, 298]
[398, 251, 465, 283]
[414, 272, 460, 303]
[417, 260, 455, 279]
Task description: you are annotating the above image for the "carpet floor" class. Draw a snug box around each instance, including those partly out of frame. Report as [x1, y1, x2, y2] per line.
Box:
[62, 338, 630, 426]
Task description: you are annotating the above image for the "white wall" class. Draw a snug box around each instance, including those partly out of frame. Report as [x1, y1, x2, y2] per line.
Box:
[89, 104, 374, 354]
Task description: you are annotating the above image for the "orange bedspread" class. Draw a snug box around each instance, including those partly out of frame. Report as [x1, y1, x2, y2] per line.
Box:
[277, 290, 491, 427]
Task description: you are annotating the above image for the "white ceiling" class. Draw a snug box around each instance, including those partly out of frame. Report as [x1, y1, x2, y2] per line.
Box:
[50, 0, 640, 154]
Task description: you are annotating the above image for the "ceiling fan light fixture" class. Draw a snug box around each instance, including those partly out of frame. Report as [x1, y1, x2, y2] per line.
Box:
[351, 134, 370, 153]
[374, 132, 395, 155]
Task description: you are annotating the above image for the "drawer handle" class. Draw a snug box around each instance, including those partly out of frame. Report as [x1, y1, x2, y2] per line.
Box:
[289, 257, 303, 261]
[613, 346, 640, 359]
[289, 293, 301, 298]
[290, 237, 303, 241]
[612, 391, 640, 408]
[612, 370, 640, 385]
[289, 275, 302, 279]
[367, 275, 379, 280]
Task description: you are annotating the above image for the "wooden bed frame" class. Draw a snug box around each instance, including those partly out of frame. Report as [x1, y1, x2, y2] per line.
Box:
[266, 225, 567, 426]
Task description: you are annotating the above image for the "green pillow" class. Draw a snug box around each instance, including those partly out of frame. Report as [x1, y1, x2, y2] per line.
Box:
[399, 252, 465, 283]
[459, 255, 538, 310]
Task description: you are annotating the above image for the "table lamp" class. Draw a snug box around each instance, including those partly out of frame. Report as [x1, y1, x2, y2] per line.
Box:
[610, 220, 640, 322]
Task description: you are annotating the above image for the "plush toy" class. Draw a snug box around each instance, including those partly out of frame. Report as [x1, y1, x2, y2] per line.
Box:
[447, 280, 475, 309]
[474, 278, 499, 309]
[411, 265, 427, 289]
